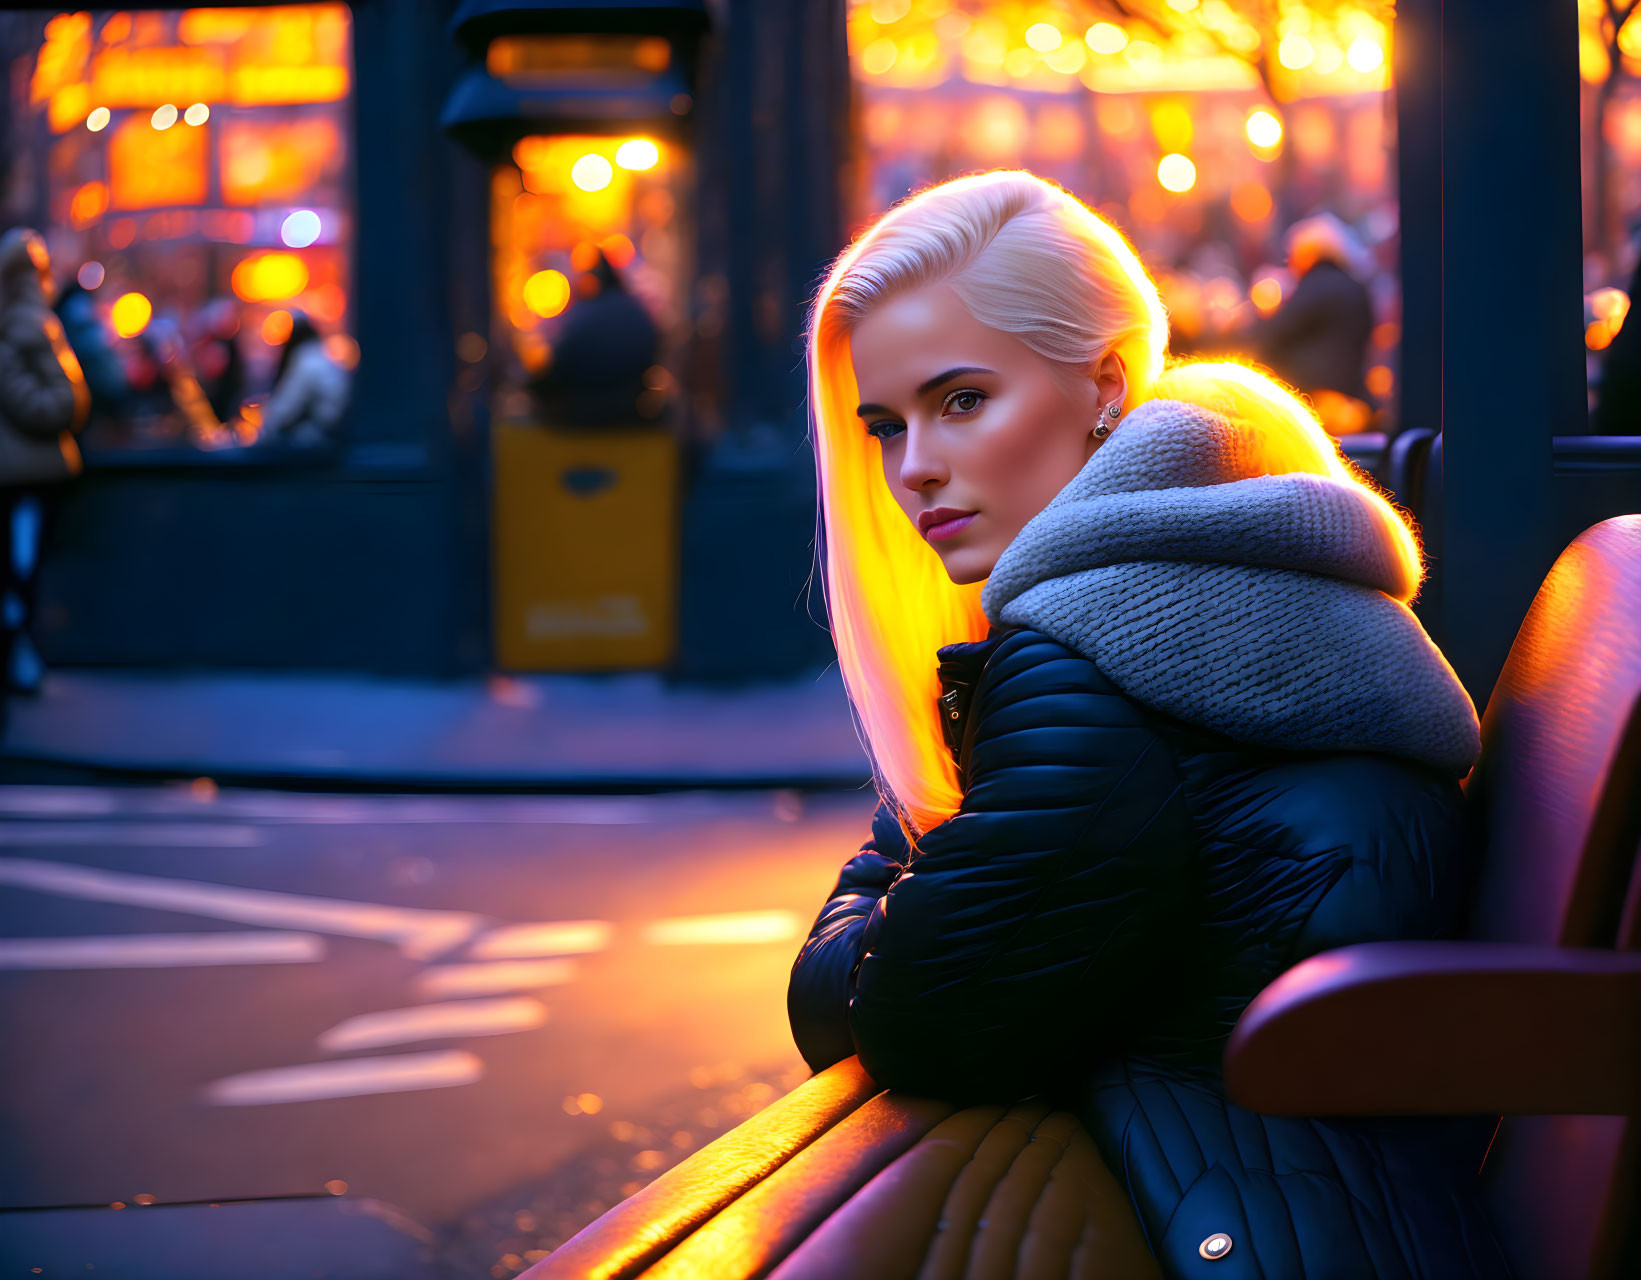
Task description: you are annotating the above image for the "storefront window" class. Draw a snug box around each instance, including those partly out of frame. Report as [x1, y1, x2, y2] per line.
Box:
[3, 5, 357, 455]
[488, 131, 692, 431]
[846, 1, 1399, 435]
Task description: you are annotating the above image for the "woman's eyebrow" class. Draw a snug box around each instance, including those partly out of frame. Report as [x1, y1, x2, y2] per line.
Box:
[856, 366, 996, 417]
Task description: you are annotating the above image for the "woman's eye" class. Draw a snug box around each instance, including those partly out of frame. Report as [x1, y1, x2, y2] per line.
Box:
[866, 420, 903, 440]
[945, 389, 985, 414]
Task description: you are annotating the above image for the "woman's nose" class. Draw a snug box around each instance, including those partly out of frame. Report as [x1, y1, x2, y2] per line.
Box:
[898, 424, 949, 490]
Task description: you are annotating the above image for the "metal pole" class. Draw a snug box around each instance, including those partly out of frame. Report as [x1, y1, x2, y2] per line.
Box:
[1401, 0, 1583, 710]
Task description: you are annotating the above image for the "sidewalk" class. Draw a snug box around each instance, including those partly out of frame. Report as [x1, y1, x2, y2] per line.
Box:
[0, 665, 872, 790]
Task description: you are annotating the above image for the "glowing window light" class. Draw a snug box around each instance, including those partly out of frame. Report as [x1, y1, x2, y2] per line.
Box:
[87, 106, 110, 132]
[861, 37, 897, 75]
[615, 138, 659, 170]
[869, 0, 910, 20]
[151, 103, 178, 130]
[1312, 42, 1343, 74]
[77, 261, 105, 290]
[1347, 38, 1384, 73]
[1025, 23, 1062, 52]
[1151, 101, 1193, 152]
[1042, 40, 1086, 74]
[570, 153, 613, 192]
[523, 269, 571, 318]
[1123, 39, 1163, 70]
[1004, 47, 1037, 77]
[1157, 153, 1197, 193]
[262, 309, 294, 345]
[1246, 109, 1283, 149]
[231, 252, 309, 303]
[1085, 22, 1127, 55]
[281, 210, 322, 248]
[1278, 35, 1314, 69]
[184, 102, 210, 126]
[111, 292, 152, 338]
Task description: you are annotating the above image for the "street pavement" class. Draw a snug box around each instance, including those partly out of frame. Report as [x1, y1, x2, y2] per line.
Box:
[0, 782, 881, 1276]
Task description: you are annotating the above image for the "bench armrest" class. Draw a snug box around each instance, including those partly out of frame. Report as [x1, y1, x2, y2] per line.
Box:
[1223, 941, 1641, 1116]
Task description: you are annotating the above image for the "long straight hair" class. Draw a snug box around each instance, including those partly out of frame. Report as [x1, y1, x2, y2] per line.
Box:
[803, 170, 1417, 851]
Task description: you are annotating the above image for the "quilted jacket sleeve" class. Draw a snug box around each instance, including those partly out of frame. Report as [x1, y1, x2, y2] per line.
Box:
[848, 630, 1199, 1104]
[786, 796, 910, 1074]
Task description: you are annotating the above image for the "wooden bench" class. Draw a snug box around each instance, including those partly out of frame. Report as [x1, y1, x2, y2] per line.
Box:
[523, 516, 1641, 1280]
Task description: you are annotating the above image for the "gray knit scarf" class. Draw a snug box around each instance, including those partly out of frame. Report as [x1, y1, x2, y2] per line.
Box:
[979, 398, 1481, 777]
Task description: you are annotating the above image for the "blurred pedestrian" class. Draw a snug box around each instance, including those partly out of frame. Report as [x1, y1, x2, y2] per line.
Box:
[0, 227, 89, 705]
[261, 310, 350, 447]
[1248, 212, 1377, 434]
[191, 297, 245, 425]
[528, 249, 661, 427]
[55, 277, 131, 422]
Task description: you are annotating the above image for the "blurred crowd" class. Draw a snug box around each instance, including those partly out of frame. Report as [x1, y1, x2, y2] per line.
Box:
[0, 224, 355, 724]
[14, 234, 353, 458]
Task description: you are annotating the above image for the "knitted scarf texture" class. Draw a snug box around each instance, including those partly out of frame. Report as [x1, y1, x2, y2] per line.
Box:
[979, 398, 1482, 777]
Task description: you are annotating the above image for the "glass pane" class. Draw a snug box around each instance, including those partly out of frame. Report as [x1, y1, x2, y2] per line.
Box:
[3, 5, 357, 455]
[846, 0, 1398, 437]
[489, 133, 693, 432]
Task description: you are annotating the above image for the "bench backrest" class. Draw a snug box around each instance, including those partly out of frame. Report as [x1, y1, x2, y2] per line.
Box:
[1462, 515, 1641, 1280]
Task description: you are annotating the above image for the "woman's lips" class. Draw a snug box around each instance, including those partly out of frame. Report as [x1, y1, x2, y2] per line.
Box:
[925, 512, 978, 542]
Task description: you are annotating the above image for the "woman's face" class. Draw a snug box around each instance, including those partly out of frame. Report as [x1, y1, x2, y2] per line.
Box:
[849, 280, 1122, 585]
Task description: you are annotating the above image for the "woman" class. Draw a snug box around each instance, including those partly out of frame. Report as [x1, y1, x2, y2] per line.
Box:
[0, 227, 88, 701]
[261, 310, 350, 446]
[787, 172, 1509, 1277]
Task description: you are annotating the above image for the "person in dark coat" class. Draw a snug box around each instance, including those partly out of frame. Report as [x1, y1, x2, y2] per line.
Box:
[527, 249, 660, 427]
[1246, 213, 1377, 432]
[54, 278, 130, 421]
[788, 170, 1510, 1278]
[0, 227, 88, 701]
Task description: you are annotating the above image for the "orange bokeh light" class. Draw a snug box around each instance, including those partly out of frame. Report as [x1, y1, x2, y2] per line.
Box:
[232, 252, 310, 303]
[261, 309, 294, 345]
[599, 234, 636, 268]
[69, 181, 109, 227]
[1250, 277, 1283, 314]
[1231, 182, 1273, 222]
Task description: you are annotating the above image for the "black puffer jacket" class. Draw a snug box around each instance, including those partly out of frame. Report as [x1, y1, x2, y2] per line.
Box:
[788, 624, 1514, 1279]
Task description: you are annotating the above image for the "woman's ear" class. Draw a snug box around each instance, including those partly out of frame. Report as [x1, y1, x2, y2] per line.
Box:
[1094, 350, 1127, 410]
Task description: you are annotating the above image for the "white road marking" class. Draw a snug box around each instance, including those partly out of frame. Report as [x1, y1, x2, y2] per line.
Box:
[0, 824, 264, 847]
[641, 910, 803, 946]
[0, 858, 484, 959]
[201, 1050, 484, 1105]
[0, 785, 745, 825]
[0, 789, 119, 816]
[317, 997, 548, 1052]
[0, 932, 324, 968]
[415, 959, 577, 999]
[467, 920, 612, 959]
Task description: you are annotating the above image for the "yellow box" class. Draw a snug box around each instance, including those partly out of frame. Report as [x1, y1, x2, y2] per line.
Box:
[491, 419, 679, 670]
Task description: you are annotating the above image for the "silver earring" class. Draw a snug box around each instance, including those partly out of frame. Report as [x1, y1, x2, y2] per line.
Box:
[1093, 400, 1122, 439]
